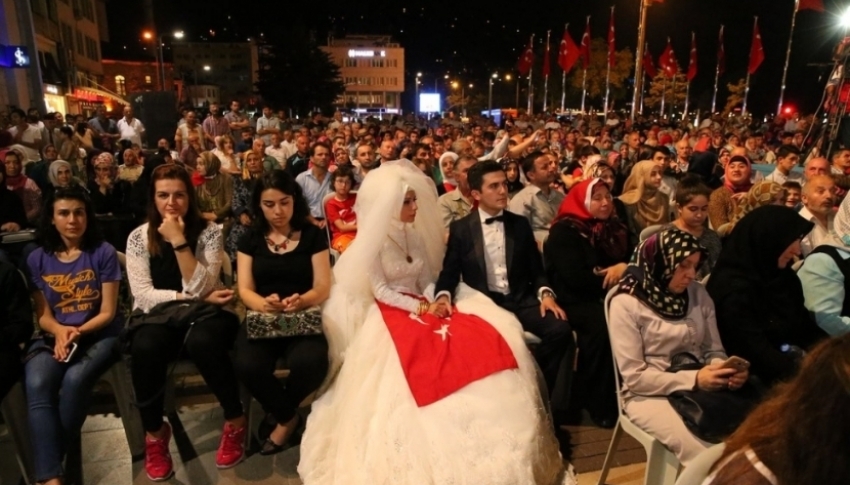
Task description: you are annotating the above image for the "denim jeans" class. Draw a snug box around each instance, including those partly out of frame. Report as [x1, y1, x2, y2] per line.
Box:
[24, 334, 118, 482]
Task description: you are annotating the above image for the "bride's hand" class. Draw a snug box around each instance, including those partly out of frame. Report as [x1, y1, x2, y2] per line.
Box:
[427, 299, 452, 318]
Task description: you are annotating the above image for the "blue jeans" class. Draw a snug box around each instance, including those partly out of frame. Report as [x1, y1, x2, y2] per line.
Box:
[24, 334, 118, 482]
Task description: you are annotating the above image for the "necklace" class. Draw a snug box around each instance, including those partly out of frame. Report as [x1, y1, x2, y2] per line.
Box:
[265, 229, 294, 253]
[387, 228, 413, 264]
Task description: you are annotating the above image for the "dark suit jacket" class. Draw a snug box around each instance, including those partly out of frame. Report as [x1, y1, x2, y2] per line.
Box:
[435, 209, 548, 308]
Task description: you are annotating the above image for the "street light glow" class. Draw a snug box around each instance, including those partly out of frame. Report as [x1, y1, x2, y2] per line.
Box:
[174, 31, 185, 39]
[203, 65, 211, 71]
[492, 73, 498, 79]
[451, 81, 459, 89]
[842, 7, 850, 28]
[142, 31, 153, 40]
[505, 74, 512, 81]
[417, 72, 422, 77]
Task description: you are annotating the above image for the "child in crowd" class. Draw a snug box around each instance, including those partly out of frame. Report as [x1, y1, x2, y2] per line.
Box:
[325, 165, 357, 253]
[783, 181, 802, 209]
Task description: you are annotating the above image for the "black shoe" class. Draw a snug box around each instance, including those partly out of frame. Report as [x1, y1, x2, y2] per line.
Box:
[554, 426, 573, 460]
[259, 438, 287, 456]
[257, 413, 276, 442]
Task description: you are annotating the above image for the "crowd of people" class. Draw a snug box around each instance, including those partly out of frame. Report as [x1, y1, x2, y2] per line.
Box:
[1, 101, 849, 484]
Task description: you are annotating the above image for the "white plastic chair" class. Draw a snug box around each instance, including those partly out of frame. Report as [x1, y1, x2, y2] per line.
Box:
[597, 287, 680, 485]
[674, 443, 726, 485]
[639, 224, 666, 242]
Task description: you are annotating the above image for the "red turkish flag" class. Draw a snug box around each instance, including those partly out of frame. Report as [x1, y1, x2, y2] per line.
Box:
[643, 43, 657, 78]
[748, 19, 764, 75]
[799, 0, 825, 12]
[558, 27, 581, 73]
[687, 33, 698, 81]
[517, 38, 534, 76]
[717, 25, 726, 76]
[580, 17, 591, 70]
[543, 37, 551, 77]
[607, 8, 616, 68]
[659, 38, 678, 78]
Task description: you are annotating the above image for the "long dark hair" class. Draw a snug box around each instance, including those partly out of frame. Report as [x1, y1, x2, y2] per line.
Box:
[146, 164, 206, 256]
[38, 186, 103, 254]
[716, 334, 850, 484]
[250, 170, 310, 234]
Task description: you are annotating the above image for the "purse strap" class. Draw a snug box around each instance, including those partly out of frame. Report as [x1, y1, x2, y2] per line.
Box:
[667, 352, 704, 373]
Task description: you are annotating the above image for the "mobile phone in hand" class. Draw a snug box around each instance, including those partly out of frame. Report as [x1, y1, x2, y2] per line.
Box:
[719, 356, 749, 372]
[62, 343, 79, 363]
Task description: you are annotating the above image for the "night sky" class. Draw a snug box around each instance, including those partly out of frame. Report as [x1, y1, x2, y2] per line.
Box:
[103, 0, 850, 116]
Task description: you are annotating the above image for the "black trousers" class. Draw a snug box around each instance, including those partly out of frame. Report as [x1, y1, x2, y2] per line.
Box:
[0, 346, 22, 402]
[233, 328, 329, 424]
[496, 294, 576, 414]
[129, 311, 243, 432]
[564, 300, 618, 418]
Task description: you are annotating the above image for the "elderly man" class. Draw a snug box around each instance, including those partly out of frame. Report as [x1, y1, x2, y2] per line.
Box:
[251, 138, 278, 172]
[799, 174, 840, 256]
[803, 157, 831, 186]
[265, 133, 287, 169]
[509, 151, 565, 247]
[116, 106, 145, 147]
[437, 155, 478, 230]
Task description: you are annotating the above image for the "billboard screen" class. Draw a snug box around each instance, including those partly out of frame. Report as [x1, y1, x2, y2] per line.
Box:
[419, 93, 441, 113]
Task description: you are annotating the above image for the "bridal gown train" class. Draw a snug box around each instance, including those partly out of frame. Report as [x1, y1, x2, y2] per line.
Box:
[298, 225, 571, 485]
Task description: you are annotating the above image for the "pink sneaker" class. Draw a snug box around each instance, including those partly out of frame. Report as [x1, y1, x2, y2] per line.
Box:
[215, 422, 246, 469]
[145, 423, 174, 481]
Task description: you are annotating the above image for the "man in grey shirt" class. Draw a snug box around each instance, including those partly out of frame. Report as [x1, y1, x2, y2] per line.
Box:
[508, 151, 564, 247]
[224, 100, 250, 141]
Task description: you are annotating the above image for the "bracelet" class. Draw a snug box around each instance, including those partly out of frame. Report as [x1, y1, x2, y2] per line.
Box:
[418, 300, 429, 315]
[172, 242, 191, 252]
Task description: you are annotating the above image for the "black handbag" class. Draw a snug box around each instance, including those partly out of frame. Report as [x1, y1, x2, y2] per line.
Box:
[666, 352, 761, 443]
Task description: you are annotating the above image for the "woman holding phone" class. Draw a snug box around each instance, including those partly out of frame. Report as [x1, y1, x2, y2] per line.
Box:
[24, 187, 123, 485]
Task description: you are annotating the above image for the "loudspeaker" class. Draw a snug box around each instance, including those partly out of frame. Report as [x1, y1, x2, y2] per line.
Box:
[129, 91, 178, 150]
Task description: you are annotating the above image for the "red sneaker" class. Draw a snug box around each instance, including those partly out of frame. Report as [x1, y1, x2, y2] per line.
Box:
[215, 422, 246, 469]
[144, 423, 174, 482]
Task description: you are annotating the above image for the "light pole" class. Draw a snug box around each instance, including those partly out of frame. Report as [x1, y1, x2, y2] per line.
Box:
[415, 72, 422, 115]
[488, 73, 498, 115]
[144, 29, 183, 92]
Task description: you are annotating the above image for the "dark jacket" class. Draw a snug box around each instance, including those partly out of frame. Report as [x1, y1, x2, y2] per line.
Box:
[0, 261, 33, 349]
[0, 187, 27, 228]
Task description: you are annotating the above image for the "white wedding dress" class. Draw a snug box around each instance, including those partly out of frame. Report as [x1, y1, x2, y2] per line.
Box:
[298, 222, 573, 485]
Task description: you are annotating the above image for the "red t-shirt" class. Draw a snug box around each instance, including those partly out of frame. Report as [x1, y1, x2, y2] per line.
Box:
[325, 194, 357, 239]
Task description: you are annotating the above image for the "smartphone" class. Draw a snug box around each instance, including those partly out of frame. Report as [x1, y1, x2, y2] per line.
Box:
[62, 343, 79, 363]
[719, 356, 749, 372]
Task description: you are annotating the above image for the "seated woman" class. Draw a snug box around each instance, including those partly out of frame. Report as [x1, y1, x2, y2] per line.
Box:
[716, 181, 786, 237]
[212, 134, 241, 176]
[125, 165, 246, 480]
[504, 159, 525, 197]
[325, 164, 357, 253]
[619, 159, 670, 246]
[195, 152, 234, 229]
[4, 149, 42, 224]
[707, 206, 826, 386]
[47, 160, 85, 193]
[666, 175, 722, 279]
[0, 258, 32, 401]
[57, 126, 85, 184]
[0, 168, 29, 266]
[438, 151, 458, 193]
[708, 155, 752, 229]
[88, 153, 133, 251]
[609, 228, 749, 465]
[544, 178, 631, 427]
[24, 187, 122, 485]
[26, 144, 59, 191]
[233, 170, 331, 455]
[225, 151, 264, 263]
[117, 148, 144, 184]
[704, 334, 850, 485]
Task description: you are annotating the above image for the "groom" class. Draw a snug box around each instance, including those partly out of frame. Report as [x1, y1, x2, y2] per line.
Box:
[432, 160, 575, 416]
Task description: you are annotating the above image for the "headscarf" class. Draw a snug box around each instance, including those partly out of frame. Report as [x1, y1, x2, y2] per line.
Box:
[730, 181, 784, 225]
[438, 151, 458, 187]
[615, 228, 705, 320]
[723, 155, 753, 194]
[93, 152, 117, 178]
[3, 149, 28, 192]
[554, 178, 629, 260]
[198, 152, 225, 197]
[619, 160, 670, 227]
[48, 160, 73, 187]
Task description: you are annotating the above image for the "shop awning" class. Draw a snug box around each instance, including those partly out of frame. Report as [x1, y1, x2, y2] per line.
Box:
[72, 87, 129, 106]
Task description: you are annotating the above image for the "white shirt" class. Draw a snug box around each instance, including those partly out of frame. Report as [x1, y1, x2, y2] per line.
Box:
[7, 125, 42, 162]
[265, 145, 287, 168]
[764, 168, 802, 186]
[256, 116, 280, 145]
[799, 206, 841, 256]
[479, 208, 510, 295]
[116, 117, 145, 147]
[281, 140, 297, 161]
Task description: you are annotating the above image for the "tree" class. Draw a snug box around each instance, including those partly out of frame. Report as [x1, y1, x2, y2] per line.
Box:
[566, 38, 634, 109]
[255, 28, 345, 116]
[723, 79, 747, 117]
[644, 72, 688, 116]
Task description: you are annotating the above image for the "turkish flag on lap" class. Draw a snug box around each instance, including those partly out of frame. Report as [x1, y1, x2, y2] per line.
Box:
[378, 301, 518, 407]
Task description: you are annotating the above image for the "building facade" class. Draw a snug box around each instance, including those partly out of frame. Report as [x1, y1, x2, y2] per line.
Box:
[320, 35, 404, 117]
[100, 59, 185, 104]
[172, 41, 258, 109]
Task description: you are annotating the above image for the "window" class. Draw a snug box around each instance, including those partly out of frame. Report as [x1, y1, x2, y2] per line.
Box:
[61, 23, 74, 52]
[115, 75, 125, 95]
[75, 31, 84, 56]
[145, 75, 152, 84]
[81, 0, 94, 20]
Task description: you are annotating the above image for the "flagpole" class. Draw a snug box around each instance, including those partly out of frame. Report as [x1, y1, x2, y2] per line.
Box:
[581, 69, 587, 113]
[527, 34, 535, 115]
[712, 25, 723, 113]
[743, 17, 757, 116]
[684, 82, 691, 119]
[670, 75, 677, 119]
[778, 0, 800, 115]
[631, 0, 650, 121]
[561, 24, 568, 112]
[661, 76, 667, 118]
[543, 30, 551, 113]
[640, 71, 646, 113]
[604, 6, 614, 121]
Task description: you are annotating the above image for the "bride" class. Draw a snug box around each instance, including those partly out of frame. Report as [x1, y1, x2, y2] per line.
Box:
[298, 160, 574, 485]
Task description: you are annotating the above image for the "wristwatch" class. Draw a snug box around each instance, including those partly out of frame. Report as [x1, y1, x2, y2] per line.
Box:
[539, 290, 555, 302]
[172, 242, 191, 252]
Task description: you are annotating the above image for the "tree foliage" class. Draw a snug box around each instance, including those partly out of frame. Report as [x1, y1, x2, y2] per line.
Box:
[566, 38, 634, 108]
[644, 72, 688, 116]
[255, 28, 345, 116]
[723, 79, 747, 117]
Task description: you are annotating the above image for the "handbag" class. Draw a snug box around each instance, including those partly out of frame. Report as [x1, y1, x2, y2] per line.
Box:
[666, 352, 761, 443]
[245, 306, 323, 339]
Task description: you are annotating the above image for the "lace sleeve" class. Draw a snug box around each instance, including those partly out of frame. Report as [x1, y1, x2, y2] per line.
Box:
[368, 249, 422, 314]
[182, 224, 224, 299]
[410, 231, 435, 295]
[126, 225, 180, 312]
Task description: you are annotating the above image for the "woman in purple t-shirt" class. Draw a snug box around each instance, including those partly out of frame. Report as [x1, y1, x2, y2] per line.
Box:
[24, 186, 122, 485]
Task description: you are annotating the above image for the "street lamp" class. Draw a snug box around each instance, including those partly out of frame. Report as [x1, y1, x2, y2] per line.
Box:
[488, 73, 498, 115]
[415, 72, 422, 115]
[143, 29, 184, 92]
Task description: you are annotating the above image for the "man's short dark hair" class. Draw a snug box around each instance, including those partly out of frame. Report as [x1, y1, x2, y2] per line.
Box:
[410, 143, 429, 156]
[468, 160, 504, 192]
[776, 144, 801, 160]
[578, 145, 599, 159]
[521, 150, 547, 176]
[652, 146, 672, 158]
[311, 142, 331, 157]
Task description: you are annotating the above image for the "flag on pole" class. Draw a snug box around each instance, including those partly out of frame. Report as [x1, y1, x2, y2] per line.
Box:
[687, 32, 698, 81]
[643, 43, 657, 78]
[659, 38, 677, 78]
[607, 7, 616, 68]
[580, 17, 591, 70]
[748, 19, 764, 75]
[517, 38, 534, 76]
[558, 26, 581, 73]
[717, 25, 725, 76]
[799, 0, 825, 12]
[543, 35, 551, 76]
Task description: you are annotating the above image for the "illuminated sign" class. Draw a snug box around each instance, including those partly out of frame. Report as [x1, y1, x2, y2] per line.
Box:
[348, 49, 386, 58]
[0, 45, 31, 68]
[45, 84, 59, 94]
[419, 93, 441, 113]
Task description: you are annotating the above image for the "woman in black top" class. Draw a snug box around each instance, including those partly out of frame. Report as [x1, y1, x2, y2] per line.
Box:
[544, 178, 632, 427]
[233, 170, 331, 455]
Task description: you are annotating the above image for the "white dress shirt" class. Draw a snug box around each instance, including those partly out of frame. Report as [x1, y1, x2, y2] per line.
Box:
[798, 206, 841, 256]
[479, 208, 510, 295]
[116, 117, 145, 147]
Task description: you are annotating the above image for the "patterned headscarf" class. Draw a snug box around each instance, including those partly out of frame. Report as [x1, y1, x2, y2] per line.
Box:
[730, 181, 785, 225]
[616, 228, 706, 320]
